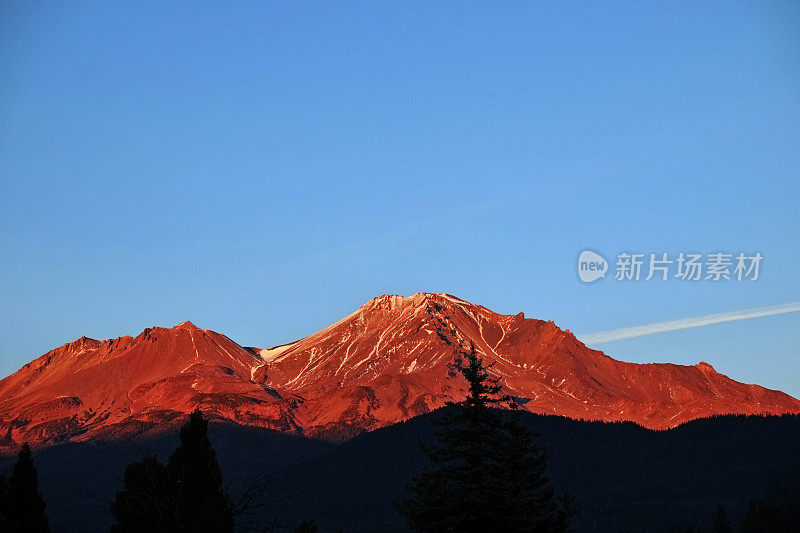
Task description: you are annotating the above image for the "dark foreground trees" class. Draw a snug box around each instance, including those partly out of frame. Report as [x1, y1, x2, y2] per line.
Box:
[110, 410, 233, 532]
[710, 504, 732, 533]
[0, 443, 50, 532]
[399, 346, 576, 532]
[167, 410, 232, 531]
[740, 474, 800, 533]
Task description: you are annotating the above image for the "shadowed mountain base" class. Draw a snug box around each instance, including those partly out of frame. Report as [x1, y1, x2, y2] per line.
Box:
[1, 412, 798, 532]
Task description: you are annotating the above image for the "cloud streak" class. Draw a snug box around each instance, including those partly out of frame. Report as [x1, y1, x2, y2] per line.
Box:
[579, 301, 800, 345]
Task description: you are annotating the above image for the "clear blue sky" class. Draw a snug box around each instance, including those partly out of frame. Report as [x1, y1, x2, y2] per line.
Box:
[2, 2, 799, 396]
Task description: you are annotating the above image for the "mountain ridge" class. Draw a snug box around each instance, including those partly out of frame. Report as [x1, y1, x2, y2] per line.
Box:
[1, 292, 798, 450]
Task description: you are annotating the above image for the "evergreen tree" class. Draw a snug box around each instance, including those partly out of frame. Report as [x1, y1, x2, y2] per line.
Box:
[110, 410, 233, 532]
[167, 410, 233, 532]
[740, 475, 800, 533]
[6, 444, 50, 532]
[109, 455, 175, 532]
[498, 418, 574, 531]
[741, 499, 773, 533]
[399, 346, 575, 532]
[710, 505, 731, 533]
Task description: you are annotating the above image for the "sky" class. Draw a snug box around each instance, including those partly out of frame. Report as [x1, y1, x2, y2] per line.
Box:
[1, 1, 799, 397]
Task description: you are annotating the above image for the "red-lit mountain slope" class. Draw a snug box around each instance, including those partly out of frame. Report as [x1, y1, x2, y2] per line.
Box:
[0, 322, 301, 449]
[1, 294, 798, 449]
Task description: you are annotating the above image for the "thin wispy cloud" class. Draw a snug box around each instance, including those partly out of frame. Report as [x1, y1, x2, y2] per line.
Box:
[579, 301, 800, 345]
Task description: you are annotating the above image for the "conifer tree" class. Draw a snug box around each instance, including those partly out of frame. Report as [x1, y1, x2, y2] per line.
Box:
[110, 455, 175, 532]
[110, 410, 233, 532]
[710, 504, 732, 533]
[399, 346, 575, 532]
[740, 474, 800, 533]
[6, 444, 50, 532]
[167, 410, 233, 531]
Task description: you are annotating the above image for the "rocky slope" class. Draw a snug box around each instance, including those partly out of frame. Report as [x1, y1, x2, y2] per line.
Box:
[1, 293, 798, 449]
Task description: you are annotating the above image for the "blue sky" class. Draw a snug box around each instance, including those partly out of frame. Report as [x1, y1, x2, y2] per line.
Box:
[1, 2, 799, 396]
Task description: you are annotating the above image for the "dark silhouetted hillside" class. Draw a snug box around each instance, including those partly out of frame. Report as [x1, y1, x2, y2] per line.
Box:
[1, 412, 798, 532]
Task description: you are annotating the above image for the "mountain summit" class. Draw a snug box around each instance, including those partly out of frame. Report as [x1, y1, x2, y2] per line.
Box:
[1, 293, 798, 449]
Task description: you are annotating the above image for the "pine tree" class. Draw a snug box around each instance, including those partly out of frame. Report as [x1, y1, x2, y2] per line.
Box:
[167, 410, 233, 532]
[110, 410, 233, 532]
[497, 418, 575, 531]
[740, 474, 800, 533]
[6, 443, 50, 532]
[399, 346, 575, 532]
[109, 455, 175, 532]
[710, 504, 732, 533]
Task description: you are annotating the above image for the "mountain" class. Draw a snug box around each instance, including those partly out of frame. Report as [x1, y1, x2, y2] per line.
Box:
[1, 293, 798, 449]
[0, 321, 300, 449]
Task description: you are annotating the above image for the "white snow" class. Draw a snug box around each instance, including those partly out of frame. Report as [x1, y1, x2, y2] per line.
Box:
[439, 293, 470, 305]
[259, 342, 296, 362]
[250, 363, 266, 381]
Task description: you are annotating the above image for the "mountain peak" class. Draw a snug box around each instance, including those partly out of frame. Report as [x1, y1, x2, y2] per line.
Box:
[696, 361, 716, 372]
[360, 292, 474, 312]
[1, 293, 798, 449]
[174, 320, 201, 330]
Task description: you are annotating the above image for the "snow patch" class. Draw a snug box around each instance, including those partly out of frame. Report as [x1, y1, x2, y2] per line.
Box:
[259, 342, 296, 362]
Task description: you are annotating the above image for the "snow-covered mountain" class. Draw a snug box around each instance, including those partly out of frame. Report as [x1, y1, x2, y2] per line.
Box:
[1, 293, 798, 449]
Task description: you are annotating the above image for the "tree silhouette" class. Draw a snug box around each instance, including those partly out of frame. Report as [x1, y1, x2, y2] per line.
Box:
[4, 443, 50, 532]
[399, 346, 576, 532]
[110, 410, 233, 532]
[710, 504, 731, 533]
[167, 410, 233, 531]
[110, 455, 175, 532]
[740, 474, 800, 533]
